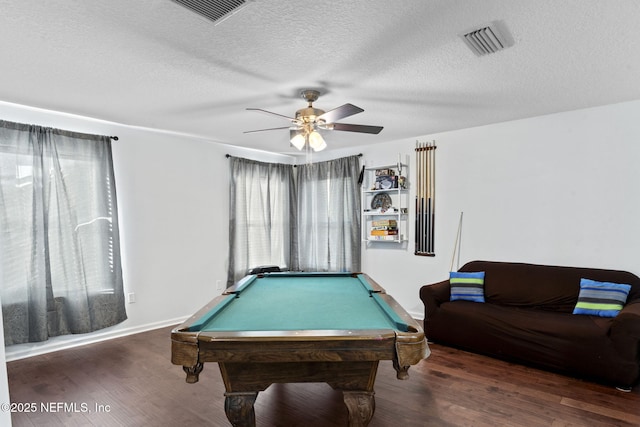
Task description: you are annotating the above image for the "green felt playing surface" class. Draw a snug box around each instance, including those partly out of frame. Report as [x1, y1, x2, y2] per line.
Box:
[195, 274, 408, 332]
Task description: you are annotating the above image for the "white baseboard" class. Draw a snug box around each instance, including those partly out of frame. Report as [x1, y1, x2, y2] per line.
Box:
[4, 316, 188, 362]
[409, 310, 424, 321]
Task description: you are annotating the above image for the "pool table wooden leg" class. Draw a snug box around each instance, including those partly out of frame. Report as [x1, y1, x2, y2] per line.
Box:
[224, 391, 258, 427]
[343, 391, 375, 427]
[182, 362, 204, 384]
[392, 358, 411, 380]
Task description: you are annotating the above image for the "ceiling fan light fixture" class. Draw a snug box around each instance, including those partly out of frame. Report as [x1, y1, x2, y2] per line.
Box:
[290, 131, 306, 150]
[308, 131, 326, 152]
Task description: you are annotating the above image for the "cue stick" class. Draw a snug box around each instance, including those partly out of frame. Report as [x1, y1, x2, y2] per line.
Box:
[415, 187, 419, 252]
[427, 197, 432, 253]
[424, 143, 428, 253]
[416, 142, 419, 252]
[420, 143, 426, 253]
[425, 144, 429, 253]
[416, 142, 421, 253]
[429, 144, 433, 252]
[450, 211, 464, 272]
[425, 142, 430, 253]
[421, 142, 426, 254]
[421, 209, 425, 252]
[429, 143, 435, 253]
[422, 142, 429, 253]
[432, 144, 436, 252]
[426, 143, 431, 253]
[419, 143, 423, 253]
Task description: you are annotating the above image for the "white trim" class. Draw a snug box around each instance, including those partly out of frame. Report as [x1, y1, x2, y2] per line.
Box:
[408, 310, 424, 321]
[4, 317, 189, 362]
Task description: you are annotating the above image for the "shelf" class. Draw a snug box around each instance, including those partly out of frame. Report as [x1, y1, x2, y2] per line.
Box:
[364, 238, 407, 243]
[363, 188, 408, 194]
[364, 163, 407, 171]
[361, 160, 409, 248]
[363, 211, 406, 216]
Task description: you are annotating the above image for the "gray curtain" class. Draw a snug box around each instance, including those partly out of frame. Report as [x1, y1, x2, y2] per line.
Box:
[227, 154, 361, 284]
[292, 155, 361, 272]
[227, 157, 294, 286]
[0, 120, 127, 345]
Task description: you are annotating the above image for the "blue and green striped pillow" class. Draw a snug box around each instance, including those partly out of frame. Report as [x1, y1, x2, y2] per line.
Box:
[572, 278, 631, 318]
[450, 271, 485, 303]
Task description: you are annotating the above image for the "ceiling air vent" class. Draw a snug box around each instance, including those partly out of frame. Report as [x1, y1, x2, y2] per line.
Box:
[171, 0, 250, 25]
[461, 22, 511, 56]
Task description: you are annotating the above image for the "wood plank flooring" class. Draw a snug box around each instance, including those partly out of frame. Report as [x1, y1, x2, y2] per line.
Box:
[6, 325, 640, 426]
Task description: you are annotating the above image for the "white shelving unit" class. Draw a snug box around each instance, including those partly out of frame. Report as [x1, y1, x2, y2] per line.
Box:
[361, 162, 409, 245]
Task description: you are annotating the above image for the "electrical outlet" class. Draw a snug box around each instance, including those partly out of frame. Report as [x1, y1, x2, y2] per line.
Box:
[216, 280, 222, 291]
[127, 292, 136, 304]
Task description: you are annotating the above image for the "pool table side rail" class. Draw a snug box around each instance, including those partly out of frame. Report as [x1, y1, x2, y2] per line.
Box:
[170, 272, 428, 369]
[174, 335, 426, 367]
[171, 289, 233, 367]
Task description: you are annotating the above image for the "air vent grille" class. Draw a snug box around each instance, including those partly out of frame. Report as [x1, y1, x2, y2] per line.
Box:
[171, 0, 248, 24]
[461, 23, 510, 56]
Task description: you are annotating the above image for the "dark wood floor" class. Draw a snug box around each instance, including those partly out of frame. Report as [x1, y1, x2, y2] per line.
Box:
[6, 325, 640, 426]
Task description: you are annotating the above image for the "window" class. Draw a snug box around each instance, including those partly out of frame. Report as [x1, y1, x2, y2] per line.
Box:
[227, 158, 292, 285]
[0, 121, 126, 345]
[227, 155, 361, 284]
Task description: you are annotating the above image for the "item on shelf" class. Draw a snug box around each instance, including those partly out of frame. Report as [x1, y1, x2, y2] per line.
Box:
[370, 229, 398, 236]
[372, 219, 397, 227]
[375, 175, 397, 190]
[370, 193, 392, 210]
[369, 235, 399, 241]
[375, 168, 395, 176]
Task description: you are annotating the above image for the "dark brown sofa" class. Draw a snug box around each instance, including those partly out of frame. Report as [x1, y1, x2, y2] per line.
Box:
[419, 260, 640, 389]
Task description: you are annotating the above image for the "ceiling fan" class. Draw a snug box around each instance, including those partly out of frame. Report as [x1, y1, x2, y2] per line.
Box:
[244, 89, 383, 152]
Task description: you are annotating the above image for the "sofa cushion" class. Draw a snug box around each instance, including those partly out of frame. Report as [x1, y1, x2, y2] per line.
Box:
[450, 271, 485, 302]
[573, 278, 632, 317]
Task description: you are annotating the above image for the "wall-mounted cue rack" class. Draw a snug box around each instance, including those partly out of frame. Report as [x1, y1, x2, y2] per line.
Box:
[415, 141, 436, 256]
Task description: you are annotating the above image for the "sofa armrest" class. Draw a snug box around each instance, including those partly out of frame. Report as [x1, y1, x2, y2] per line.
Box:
[419, 279, 450, 320]
[610, 300, 640, 360]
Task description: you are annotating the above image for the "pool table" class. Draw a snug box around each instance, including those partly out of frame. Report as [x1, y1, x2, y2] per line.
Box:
[171, 272, 428, 427]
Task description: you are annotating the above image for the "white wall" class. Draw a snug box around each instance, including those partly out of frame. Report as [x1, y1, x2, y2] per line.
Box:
[357, 99, 640, 318]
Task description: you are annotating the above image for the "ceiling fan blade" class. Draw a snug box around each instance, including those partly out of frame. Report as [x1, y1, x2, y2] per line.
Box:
[246, 108, 297, 122]
[317, 103, 363, 124]
[243, 126, 292, 134]
[331, 123, 384, 134]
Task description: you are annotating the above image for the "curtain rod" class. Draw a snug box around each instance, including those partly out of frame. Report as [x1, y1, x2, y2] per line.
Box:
[1, 119, 120, 141]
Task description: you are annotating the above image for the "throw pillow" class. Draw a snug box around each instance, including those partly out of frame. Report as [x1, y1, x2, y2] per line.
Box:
[572, 278, 632, 317]
[450, 271, 485, 303]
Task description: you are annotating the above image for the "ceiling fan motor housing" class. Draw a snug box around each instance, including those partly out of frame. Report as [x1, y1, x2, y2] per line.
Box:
[301, 89, 320, 103]
[296, 107, 325, 125]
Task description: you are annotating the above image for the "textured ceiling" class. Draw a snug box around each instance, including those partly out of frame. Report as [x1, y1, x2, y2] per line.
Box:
[1, 0, 640, 155]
